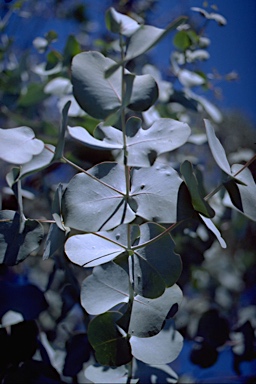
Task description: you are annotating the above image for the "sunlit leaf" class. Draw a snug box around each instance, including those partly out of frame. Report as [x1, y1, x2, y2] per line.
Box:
[130, 327, 183, 364]
[80, 261, 130, 314]
[65, 233, 125, 268]
[62, 162, 135, 232]
[0, 127, 44, 164]
[105, 117, 191, 167]
[71, 51, 158, 119]
[131, 163, 183, 223]
[178, 69, 205, 87]
[85, 364, 139, 384]
[204, 119, 231, 175]
[69, 117, 190, 167]
[106, 7, 140, 37]
[199, 214, 227, 248]
[125, 17, 187, 62]
[191, 7, 227, 25]
[19, 145, 55, 178]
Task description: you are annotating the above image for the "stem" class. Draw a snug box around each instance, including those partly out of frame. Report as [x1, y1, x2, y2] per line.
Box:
[119, 32, 130, 199]
[126, 359, 133, 384]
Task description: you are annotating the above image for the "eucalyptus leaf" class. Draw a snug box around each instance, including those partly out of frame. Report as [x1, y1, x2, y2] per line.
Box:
[52, 183, 67, 231]
[85, 364, 139, 384]
[129, 285, 183, 337]
[103, 117, 191, 167]
[204, 119, 231, 176]
[131, 163, 183, 223]
[71, 51, 158, 120]
[19, 144, 55, 178]
[88, 311, 132, 366]
[70, 117, 190, 167]
[191, 7, 227, 26]
[80, 261, 130, 314]
[125, 17, 187, 62]
[223, 164, 256, 221]
[199, 214, 227, 248]
[134, 223, 182, 292]
[106, 7, 140, 37]
[43, 223, 66, 260]
[130, 327, 183, 364]
[65, 233, 125, 268]
[62, 162, 135, 232]
[0, 211, 44, 265]
[134, 361, 178, 384]
[53, 100, 71, 161]
[180, 160, 215, 217]
[0, 127, 44, 164]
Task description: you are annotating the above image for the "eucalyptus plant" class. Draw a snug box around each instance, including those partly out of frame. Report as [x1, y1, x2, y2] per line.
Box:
[0, 6, 256, 383]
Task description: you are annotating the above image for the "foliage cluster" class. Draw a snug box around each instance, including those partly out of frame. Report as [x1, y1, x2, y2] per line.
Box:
[0, 2, 256, 383]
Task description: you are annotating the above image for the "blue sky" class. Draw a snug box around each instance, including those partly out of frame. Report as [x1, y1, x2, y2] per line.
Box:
[145, 0, 256, 124]
[3, 0, 256, 124]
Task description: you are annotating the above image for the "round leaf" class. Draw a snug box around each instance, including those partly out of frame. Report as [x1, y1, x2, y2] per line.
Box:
[130, 327, 183, 364]
[81, 261, 130, 314]
[65, 234, 125, 268]
[129, 285, 183, 337]
[62, 163, 135, 232]
[131, 163, 183, 223]
[0, 127, 44, 164]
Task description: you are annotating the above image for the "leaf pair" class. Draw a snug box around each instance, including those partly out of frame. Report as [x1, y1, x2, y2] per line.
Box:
[62, 162, 183, 232]
[67, 222, 182, 294]
[71, 51, 158, 120]
[88, 310, 183, 366]
[68, 116, 191, 167]
[205, 119, 256, 222]
[105, 8, 187, 76]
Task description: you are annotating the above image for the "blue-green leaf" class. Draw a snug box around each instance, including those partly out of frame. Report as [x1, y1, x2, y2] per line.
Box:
[19, 145, 55, 178]
[105, 7, 140, 37]
[134, 223, 182, 294]
[130, 326, 183, 364]
[180, 160, 215, 217]
[43, 223, 66, 260]
[81, 261, 130, 314]
[69, 117, 190, 167]
[85, 364, 138, 384]
[129, 285, 183, 337]
[199, 214, 227, 248]
[204, 119, 231, 176]
[131, 163, 183, 223]
[103, 117, 191, 167]
[62, 163, 135, 232]
[72, 52, 158, 120]
[65, 233, 126, 268]
[125, 17, 187, 62]
[0, 211, 44, 265]
[0, 127, 44, 164]
[53, 100, 71, 161]
[223, 164, 256, 221]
